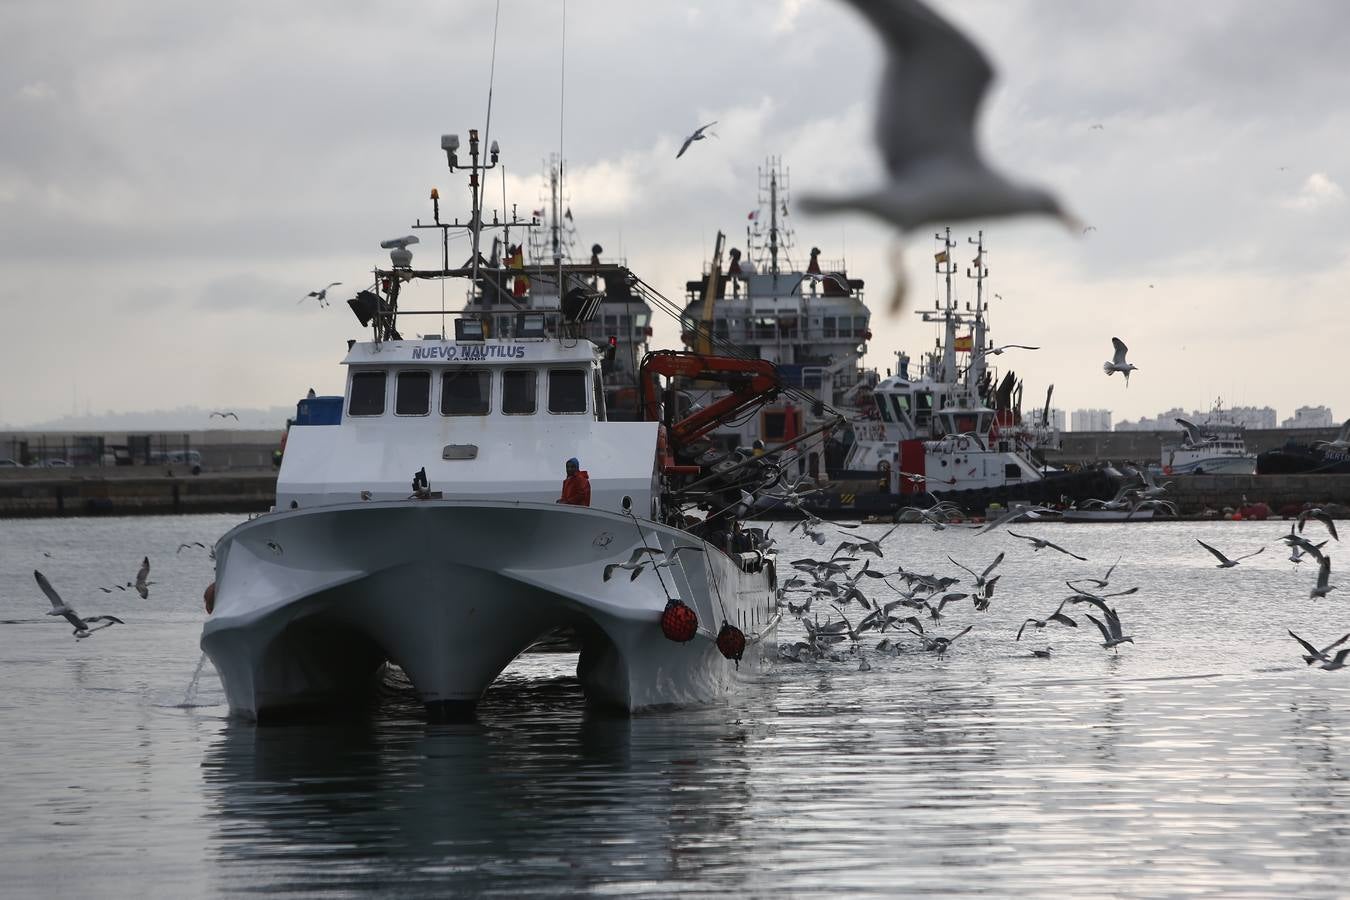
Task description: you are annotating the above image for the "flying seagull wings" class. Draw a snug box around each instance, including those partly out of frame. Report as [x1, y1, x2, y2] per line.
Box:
[1196, 539, 1232, 566]
[840, 0, 993, 177]
[1111, 337, 1129, 366]
[1085, 613, 1114, 644]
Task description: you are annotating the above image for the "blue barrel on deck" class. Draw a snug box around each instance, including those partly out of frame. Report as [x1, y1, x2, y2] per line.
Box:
[294, 396, 343, 425]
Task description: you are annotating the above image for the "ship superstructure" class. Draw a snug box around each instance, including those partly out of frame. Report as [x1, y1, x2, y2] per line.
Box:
[678, 159, 874, 473]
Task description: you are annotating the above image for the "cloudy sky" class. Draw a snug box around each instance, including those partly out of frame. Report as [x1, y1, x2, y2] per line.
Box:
[2, 0, 1347, 429]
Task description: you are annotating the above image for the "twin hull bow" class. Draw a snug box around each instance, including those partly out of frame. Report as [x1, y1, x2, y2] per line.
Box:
[202, 500, 777, 720]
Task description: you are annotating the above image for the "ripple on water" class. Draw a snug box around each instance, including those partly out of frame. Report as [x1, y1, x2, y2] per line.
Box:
[3, 516, 1350, 895]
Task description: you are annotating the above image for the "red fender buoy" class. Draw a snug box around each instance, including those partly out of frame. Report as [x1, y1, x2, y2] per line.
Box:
[203, 581, 216, 615]
[660, 598, 698, 643]
[716, 620, 747, 668]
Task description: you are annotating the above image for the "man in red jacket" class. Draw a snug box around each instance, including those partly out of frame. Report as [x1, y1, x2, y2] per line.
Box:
[557, 457, 591, 507]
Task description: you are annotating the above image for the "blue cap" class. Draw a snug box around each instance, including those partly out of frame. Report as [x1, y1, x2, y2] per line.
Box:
[567, 457, 580, 468]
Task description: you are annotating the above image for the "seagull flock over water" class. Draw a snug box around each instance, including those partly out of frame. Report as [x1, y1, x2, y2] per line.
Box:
[762, 476, 1346, 671]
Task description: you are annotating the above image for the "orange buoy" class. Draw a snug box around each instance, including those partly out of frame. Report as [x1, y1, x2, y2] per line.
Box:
[204, 581, 216, 614]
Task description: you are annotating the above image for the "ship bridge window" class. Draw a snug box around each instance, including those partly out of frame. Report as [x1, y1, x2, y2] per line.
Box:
[348, 371, 387, 417]
[890, 393, 911, 421]
[441, 368, 491, 416]
[875, 395, 893, 423]
[395, 371, 431, 416]
[823, 316, 837, 338]
[549, 369, 588, 414]
[502, 369, 536, 415]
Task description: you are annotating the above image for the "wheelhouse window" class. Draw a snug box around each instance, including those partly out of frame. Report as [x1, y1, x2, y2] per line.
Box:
[502, 369, 536, 415]
[395, 371, 431, 416]
[548, 369, 588, 414]
[348, 371, 387, 416]
[440, 368, 491, 416]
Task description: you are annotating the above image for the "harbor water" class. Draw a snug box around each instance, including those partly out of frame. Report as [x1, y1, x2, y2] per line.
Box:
[3, 513, 1350, 897]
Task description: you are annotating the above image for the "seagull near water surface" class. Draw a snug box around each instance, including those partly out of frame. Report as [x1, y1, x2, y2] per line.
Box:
[798, 0, 1078, 313]
[1196, 539, 1264, 569]
[34, 571, 124, 639]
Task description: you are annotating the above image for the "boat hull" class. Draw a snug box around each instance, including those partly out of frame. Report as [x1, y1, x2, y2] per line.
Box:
[1161, 456, 1256, 476]
[201, 501, 777, 721]
[1257, 445, 1350, 475]
[787, 468, 1121, 519]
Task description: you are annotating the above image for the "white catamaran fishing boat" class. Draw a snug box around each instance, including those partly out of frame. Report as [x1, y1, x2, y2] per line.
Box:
[202, 131, 780, 721]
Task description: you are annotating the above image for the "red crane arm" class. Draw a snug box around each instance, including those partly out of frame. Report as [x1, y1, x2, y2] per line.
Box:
[639, 350, 783, 449]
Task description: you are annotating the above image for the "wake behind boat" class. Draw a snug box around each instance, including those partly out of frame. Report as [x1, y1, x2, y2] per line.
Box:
[201, 131, 780, 721]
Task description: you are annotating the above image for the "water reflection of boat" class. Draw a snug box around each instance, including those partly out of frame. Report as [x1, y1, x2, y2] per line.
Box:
[199, 678, 757, 895]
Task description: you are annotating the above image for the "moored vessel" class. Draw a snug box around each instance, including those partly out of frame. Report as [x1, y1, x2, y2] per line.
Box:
[202, 131, 780, 721]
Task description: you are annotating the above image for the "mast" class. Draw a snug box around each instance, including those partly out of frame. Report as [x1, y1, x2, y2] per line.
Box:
[967, 230, 987, 393]
[550, 155, 563, 266]
[936, 227, 958, 383]
[767, 166, 780, 276]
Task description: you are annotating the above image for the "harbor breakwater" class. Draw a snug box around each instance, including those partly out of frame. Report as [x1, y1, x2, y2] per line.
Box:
[0, 470, 276, 518]
[3, 469, 1349, 520]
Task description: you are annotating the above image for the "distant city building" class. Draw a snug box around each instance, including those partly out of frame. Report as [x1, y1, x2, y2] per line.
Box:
[1048, 408, 1066, 432]
[1116, 404, 1279, 431]
[1071, 408, 1112, 432]
[1282, 405, 1334, 429]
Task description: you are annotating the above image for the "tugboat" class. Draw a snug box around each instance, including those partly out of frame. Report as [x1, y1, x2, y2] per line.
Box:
[677, 158, 875, 480]
[814, 229, 1117, 517]
[201, 130, 781, 721]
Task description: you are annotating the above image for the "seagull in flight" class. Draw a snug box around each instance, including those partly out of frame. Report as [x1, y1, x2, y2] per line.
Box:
[1006, 530, 1087, 561]
[209, 411, 239, 420]
[675, 122, 717, 159]
[604, 545, 705, 582]
[947, 551, 1004, 591]
[1196, 539, 1264, 569]
[301, 282, 341, 307]
[790, 272, 854, 294]
[1313, 419, 1350, 453]
[1281, 528, 1326, 565]
[975, 343, 1039, 358]
[1297, 507, 1339, 542]
[1320, 649, 1350, 671]
[133, 556, 151, 598]
[1015, 599, 1077, 641]
[35, 571, 123, 638]
[1067, 556, 1122, 592]
[1103, 337, 1138, 386]
[798, 0, 1076, 314]
[1085, 607, 1133, 652]
[1289, 630, 1350, 666]
[1175, 418, 1214, 448]
[1311, 556, 1338, 599]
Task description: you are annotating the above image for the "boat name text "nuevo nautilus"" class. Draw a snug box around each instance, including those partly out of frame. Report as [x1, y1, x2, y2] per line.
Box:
[410, 345, 528, 361]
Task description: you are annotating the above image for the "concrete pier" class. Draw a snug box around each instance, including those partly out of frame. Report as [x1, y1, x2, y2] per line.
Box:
[0, 469, 276, 518]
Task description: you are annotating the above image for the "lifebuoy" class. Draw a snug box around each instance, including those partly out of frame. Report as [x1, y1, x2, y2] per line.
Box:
[1163, 465, 1173, 475]
[877, 459, 891, 472]
[956, 436, 971, 451]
